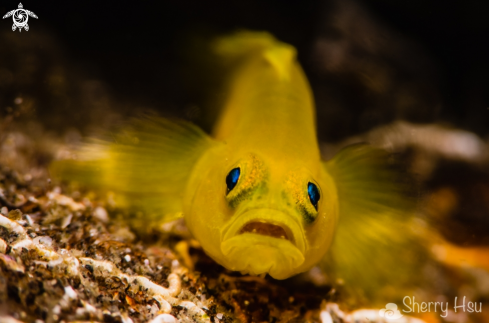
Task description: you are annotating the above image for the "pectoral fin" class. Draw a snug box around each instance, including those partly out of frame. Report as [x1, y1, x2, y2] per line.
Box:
[322, 144, 430, 304]
[51, 117, 217, 232]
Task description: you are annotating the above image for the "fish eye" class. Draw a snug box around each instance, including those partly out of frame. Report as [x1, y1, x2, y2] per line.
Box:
[226, 167, 241, 194]
[307, 182, 320, 211]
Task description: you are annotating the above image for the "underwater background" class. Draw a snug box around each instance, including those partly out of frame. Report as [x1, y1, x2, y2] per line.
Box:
[0, 0, 488, 322]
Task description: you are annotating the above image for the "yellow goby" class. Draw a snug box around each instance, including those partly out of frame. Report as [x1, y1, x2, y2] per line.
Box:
[186, 33, 338, 279]
[52, 31, 416, 291]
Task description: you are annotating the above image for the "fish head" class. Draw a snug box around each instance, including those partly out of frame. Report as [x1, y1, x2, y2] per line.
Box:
[184, 146, 338, 279]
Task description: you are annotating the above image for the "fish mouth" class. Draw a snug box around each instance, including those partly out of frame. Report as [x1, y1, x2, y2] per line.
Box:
[239, 221, 294, 243]
[221, 208, 304, 253]
[220, 208, 306, 278]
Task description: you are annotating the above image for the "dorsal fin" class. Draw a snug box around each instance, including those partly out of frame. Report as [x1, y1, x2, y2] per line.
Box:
[213, 31, 297, 81]
[263, 44, 296, 81]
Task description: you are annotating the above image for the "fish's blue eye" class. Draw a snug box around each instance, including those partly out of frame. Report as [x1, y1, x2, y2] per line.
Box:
[226, 167, 240, 194]
[307, 182, 320, 211]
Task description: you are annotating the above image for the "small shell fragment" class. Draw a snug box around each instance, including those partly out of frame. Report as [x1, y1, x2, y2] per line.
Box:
[0, 238, 7, 254]
[149, 314, 178, 323]
[93, 206, 109, 222]
[320, 310, 333, 323]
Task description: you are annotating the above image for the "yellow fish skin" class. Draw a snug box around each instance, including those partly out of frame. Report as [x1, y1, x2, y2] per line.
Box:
[51, 31, 416, 287]
[183, 32, 338, 279]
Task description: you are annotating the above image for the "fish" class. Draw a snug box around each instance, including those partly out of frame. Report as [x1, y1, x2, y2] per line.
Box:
[51, 31, 420, 299]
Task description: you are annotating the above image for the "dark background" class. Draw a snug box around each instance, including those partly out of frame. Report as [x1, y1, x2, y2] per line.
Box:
[1, 0, 488, 141]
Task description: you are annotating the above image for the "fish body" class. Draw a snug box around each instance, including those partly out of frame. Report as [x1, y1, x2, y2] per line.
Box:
[52, 31, 417, 294]
[184, 32, 338, 278]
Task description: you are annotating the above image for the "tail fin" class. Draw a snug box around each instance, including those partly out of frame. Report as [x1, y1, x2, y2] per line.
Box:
[51, 117, 216, 232]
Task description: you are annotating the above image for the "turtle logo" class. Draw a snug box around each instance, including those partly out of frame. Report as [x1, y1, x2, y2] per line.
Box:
[3, 3, 38, 32]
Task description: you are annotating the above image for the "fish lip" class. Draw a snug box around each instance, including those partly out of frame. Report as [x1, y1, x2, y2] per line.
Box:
[239, 221, 294, 244]
[221, 208, 306, 255]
